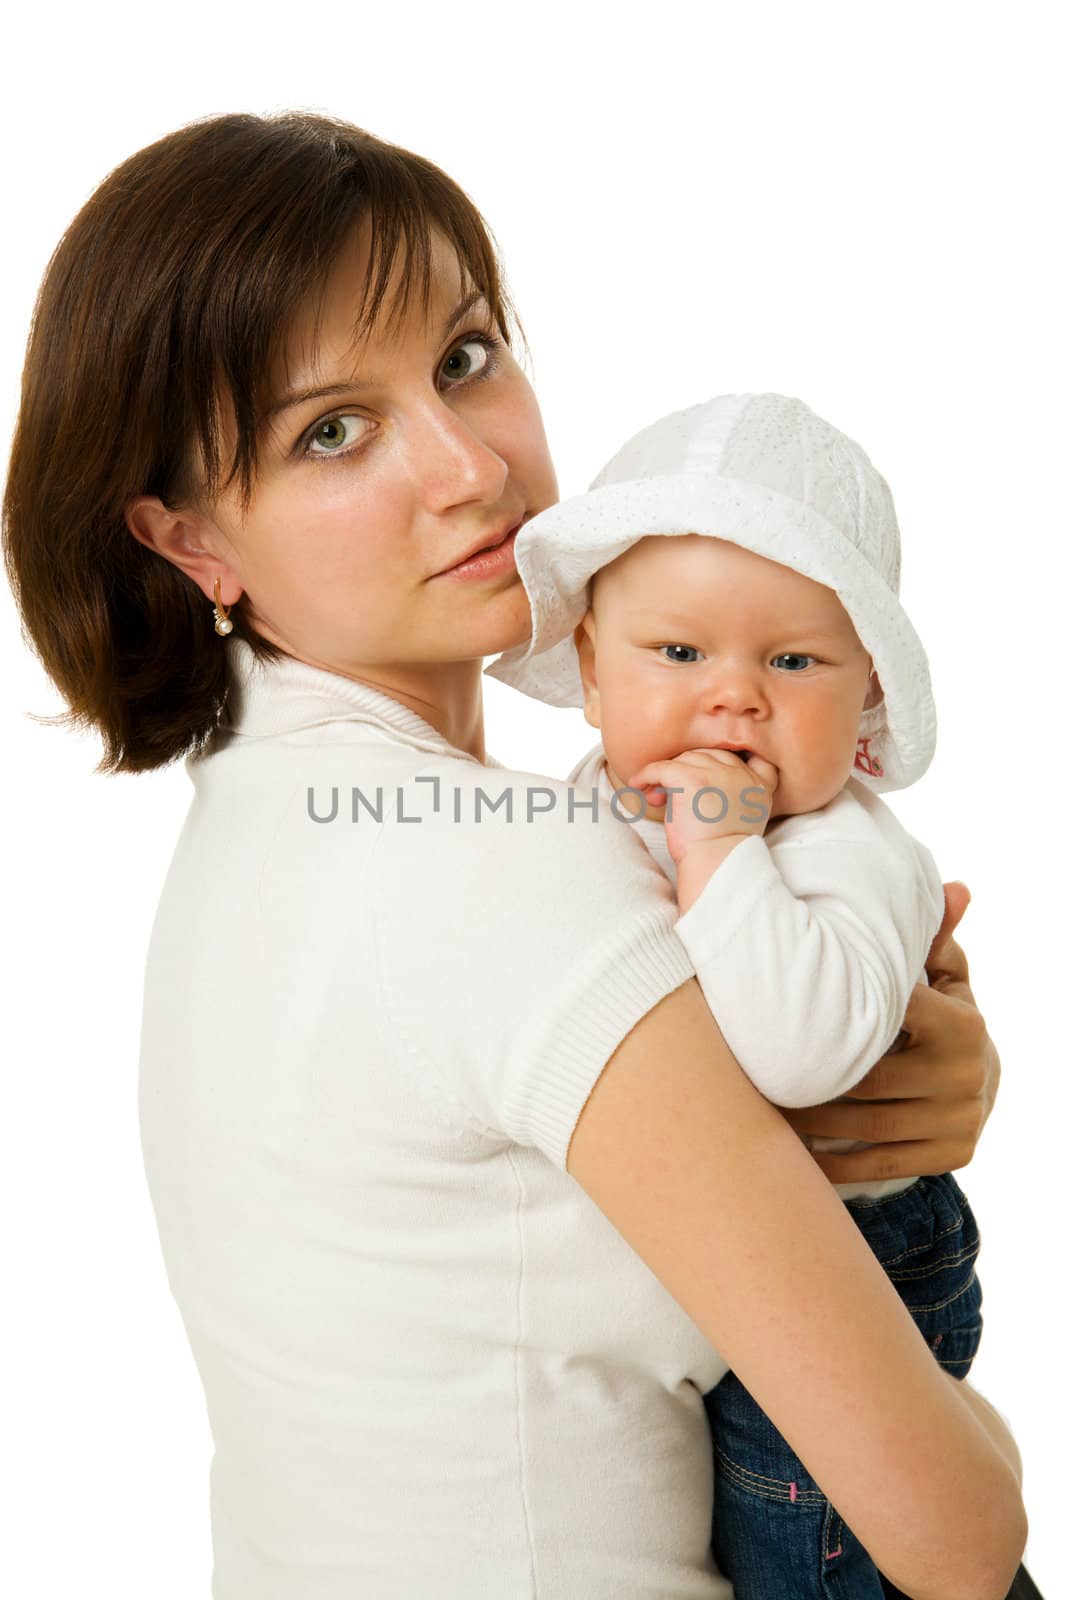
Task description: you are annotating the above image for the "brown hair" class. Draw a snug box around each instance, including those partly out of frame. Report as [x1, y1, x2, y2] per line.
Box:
[2, 110, 526, 774]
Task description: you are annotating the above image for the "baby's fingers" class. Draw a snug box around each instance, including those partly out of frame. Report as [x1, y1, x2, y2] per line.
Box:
[626, 761, 678, 795]
[741, 754, 779, 791]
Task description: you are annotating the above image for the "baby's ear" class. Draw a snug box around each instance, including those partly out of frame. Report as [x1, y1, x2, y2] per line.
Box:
[863, 668, 885, 711]
[573, 610, 601, 728]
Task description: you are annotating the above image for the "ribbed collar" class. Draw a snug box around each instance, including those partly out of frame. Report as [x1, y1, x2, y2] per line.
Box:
[216, 636, 505, 768]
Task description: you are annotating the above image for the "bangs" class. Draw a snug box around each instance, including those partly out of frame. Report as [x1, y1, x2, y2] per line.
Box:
[163, 116, 523, 508]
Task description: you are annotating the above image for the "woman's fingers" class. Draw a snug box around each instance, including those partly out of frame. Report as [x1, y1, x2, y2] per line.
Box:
[776, 972, 1000, 1177]
[901, 977, 986, 1050]
[824, 1047, 937, 1103]
[793, 994, 984, 1110]
[931, 880, 971, 949]
[925, 884, 973, 991]
[781, 1093, 976, 1145]
[801, 1138, 976, 1184]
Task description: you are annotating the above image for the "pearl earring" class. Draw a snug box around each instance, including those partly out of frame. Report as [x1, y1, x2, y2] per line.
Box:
[213, 577, 234, 636]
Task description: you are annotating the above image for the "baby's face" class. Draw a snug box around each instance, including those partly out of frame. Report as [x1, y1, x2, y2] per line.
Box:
[573, 534, 876, 822]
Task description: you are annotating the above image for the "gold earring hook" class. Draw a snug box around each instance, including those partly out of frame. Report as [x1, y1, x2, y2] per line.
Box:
[213, 577, 233, 636]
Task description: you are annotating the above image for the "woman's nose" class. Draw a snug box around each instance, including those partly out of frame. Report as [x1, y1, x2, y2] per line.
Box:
[409, 394, 509, 513]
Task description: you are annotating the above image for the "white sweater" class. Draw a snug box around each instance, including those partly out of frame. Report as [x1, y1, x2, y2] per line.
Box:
[569, 745, 946, 1202]
[138, 639, 736, 1600]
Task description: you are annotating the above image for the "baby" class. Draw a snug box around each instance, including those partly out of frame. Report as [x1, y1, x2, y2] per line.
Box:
[486, 393, 984, 1599]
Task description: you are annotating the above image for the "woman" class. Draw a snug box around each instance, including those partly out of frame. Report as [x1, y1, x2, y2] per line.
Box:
[3, 111, 1024, 1598]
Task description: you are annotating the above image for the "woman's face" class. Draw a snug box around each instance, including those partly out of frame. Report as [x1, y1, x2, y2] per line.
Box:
[150, 219, 558, 692]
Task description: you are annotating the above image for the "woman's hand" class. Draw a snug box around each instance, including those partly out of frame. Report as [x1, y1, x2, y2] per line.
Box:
[778, 883, 1002, 1182]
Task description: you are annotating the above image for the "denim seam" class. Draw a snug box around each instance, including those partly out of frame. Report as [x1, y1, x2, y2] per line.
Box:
[876, 1228, 979, 1267]
[895, 1267, 981, 1314]
[822, 1502, 844, 1564]
[878, 1217, 976, 1262]
[885, 1242, 980, 1282]
[878, 1214, 966, 1253]
[713, 1446, 825, 1505]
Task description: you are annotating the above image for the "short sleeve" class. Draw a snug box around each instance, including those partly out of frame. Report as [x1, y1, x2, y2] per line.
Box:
[366, 758, 696, 1170]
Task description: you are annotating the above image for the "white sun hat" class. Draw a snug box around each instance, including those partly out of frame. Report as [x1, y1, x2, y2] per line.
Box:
[485, 392, 936, 794]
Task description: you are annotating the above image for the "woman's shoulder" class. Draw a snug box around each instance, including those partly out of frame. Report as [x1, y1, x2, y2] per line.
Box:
[363, 751, 695, 1168]
[366, 749, 669, 900]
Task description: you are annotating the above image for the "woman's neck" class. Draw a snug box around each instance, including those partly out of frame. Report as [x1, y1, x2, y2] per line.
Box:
[261, 632, 490, 762]
[347, 656, 488, 762]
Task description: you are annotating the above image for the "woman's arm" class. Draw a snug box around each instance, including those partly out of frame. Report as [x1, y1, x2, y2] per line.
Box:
[777, 883, 1001, 1181]
[955, 1380, 1024, 1485]
[566, 976, 1026, 1600]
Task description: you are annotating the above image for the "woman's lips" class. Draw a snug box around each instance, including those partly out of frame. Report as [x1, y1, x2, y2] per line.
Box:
[434, 522, 521, 581]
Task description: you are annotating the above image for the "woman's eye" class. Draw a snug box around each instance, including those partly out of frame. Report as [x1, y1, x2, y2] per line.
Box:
[439, 333, 498, 388]
[302, 333, 502, 460]
[660, 644, 703, 664]
[773, 653, 817, 671]
[306, 415, 369, 458]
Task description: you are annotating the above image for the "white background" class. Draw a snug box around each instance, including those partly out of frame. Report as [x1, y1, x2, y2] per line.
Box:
[2, 3, 1062, 1593]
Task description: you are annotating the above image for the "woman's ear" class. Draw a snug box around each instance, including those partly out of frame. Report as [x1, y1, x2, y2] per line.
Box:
[573, 609, 601, 729]
[125, 494, 243, 608]
[863, 667, 884, 711]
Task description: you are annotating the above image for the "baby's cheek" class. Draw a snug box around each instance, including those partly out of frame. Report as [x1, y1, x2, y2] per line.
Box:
[600, 712, 644, 769]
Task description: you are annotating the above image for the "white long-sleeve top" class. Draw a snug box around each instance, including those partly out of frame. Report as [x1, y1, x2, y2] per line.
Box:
[138, 640, 736, 1600]
[568, 745, 946, 1202]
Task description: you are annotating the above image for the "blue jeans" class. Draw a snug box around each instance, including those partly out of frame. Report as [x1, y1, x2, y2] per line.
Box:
[703, 1173, 983, 1599]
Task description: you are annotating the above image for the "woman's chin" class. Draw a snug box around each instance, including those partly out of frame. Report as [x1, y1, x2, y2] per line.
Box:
[474, 587, 535, 657]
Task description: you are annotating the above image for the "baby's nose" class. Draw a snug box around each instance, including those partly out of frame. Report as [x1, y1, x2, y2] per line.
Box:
[695, 666, 769, 717]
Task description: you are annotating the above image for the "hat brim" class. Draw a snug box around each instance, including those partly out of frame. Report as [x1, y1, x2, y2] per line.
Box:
[484, 473, 935, 793]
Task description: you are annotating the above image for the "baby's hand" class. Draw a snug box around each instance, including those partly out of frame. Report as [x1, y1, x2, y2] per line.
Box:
[627, 748, 778, 867]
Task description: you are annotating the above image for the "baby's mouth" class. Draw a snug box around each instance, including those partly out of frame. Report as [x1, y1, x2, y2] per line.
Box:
[708, 744, 756, 763]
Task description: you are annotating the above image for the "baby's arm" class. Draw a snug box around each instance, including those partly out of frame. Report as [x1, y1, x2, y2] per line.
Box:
[678, 820, 943, 1106]
[630, 748, 944, 1108]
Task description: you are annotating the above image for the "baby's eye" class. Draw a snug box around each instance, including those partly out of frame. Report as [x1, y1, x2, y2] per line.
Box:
[659, 644, 704, 664]
[772, 653, 818, 672]
[306, 415, 369, 458]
